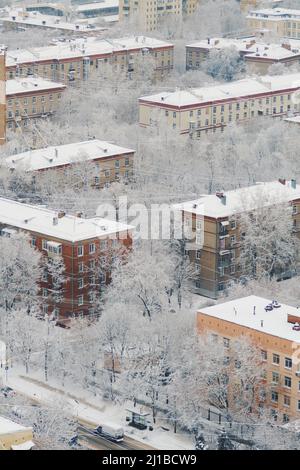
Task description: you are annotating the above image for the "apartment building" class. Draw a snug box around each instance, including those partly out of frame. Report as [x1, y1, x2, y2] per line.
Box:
[173, 180, 300, 298]
[247, 8, 300, 39]
[0, 48, 5, 145]
[197, 295, 300, 422]
[0, 198, 133, 319]
[0, 416, 34, 450]
[0, 9, 107, 36]
[5, 139, 135, 188]
[139, 72, 300, 136]
[186, 37, 300, 75]
[6, 36, 174, 84]
[240, 1, 283, 13]
[119, 0, 182, 32]
[6, 77, 66, 132]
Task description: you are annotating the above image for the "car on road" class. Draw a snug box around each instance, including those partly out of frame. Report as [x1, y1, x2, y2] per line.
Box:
[95, 423, 124, 442]
[1, 386, 16, 398]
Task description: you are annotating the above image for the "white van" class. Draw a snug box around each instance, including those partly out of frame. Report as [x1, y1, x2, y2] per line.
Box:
[95, 423, 124, 442]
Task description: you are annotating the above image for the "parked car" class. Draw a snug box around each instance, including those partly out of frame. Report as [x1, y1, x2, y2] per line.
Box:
[1, 386, 16, 398]
[95, 423, 124, 442]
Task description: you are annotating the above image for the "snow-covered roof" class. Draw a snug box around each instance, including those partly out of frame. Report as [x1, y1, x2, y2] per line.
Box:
[199, 295, 300, 343]
[140, 73, 300, 108]
[0, 198, 133, 242]
[11, 440, 35, 450]
[284, 115, 300, 124]
[6, 77, 66, 96]
[186, 37, 256, 53]
[5, 140, 135, 172]
[245, 42, 300, 60]
[247, 8, 300, 20]
[173, 180, 300, 219]
[76, 1, 119, 12]
[0, 9, 106, 32]
[6, 35, 173, 67]
[0, 416, 32, 435]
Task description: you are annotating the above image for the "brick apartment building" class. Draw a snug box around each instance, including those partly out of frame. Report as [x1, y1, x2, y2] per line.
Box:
[5, 139, 135, 188]
[6, 36, 174, 84]
[198, 295, 300, 422]
[6, 76, 66, 132]
[139, 72, 300, 136]
[0, 198, 133, 320]
[173, 180, 300, 299]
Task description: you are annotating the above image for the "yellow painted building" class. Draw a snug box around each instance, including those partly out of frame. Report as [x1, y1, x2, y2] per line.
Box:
[247, 8, 300, 39]
[5, 139, 135, 189]
[197, 295, 300, 422]
[119, 0, 184, 32]
[139, 72, 300, 136]
[0, 48, 6, 145]
[0, 416, 34, 450]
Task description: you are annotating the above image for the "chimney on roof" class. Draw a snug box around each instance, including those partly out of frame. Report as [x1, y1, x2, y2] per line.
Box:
[207, 37, 210, 45]
[53, 217, 58, 226]
[216, 191, 226, 205]
[58, 210, 65, 219]
[76, 211, 83, 218]
[291, 179, 297, 189]
[278, 178, 286, 185]
[55, 148, 58, 159]
[261, 320, 264, 328]
[282, 42, 291, 51]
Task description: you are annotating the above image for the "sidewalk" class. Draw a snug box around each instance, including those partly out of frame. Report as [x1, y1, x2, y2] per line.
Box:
[6, 373, 194, 450]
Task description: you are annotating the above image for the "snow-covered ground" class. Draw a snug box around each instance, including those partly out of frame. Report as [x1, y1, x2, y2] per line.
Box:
[5, 371, 194, 450]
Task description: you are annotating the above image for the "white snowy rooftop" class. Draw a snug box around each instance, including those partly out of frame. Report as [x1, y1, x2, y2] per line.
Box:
[199, 295, 300, 343]
[247, 8, 300, 20]
[0, 416, 32, 435]
[6, 77, 66, 96]
[76, 1, 119, 12]
[0, 198, 133, 242]
[244, 42, 300, 60]
[284, 115, 300, 124]
[186, 37, 256, 53]
[139, 73, 300, 107]
[186, 37, 300, 60]
[6, 36, 173, 67]
[173, 180, 300, 219]
[0, 9, 106, 32]
[5, 140, 135, 172]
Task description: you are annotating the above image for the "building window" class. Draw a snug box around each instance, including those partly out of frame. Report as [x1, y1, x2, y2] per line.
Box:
[297, 400, 300, 411]
[78, 278, 84, 289]
[89, 259, 96, 270]
[100, 240, 107, 250]
[285, 357, 292, 369]
[89, 243, 96, 254]
[31, 237, 36, 247]
[284, 376, 292, 388]
[223, 337, 230, 348]
[42, 240, 48, 250]
[261, 350, 267, 361]
[284, 396, 290, 407]
[42, 288, 48, 298]
[271, 391, 278, 403]
[196, 250, 201, 259]
[78, 295, 84, 306]
[272, 353, 280, 365]
[78, 262, 84, 273]
[77, 245, 84, 257]
[272, 372, 279, 384]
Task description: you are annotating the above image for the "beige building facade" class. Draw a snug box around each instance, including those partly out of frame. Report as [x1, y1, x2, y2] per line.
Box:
[247, 8, 300, 39]
[6, 36, 174, 84]
[198, 295, 300, 422]
[139, 72, 300, 136]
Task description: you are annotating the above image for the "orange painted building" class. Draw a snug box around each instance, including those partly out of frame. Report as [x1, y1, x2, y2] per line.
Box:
[197, 295, 300, 422]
